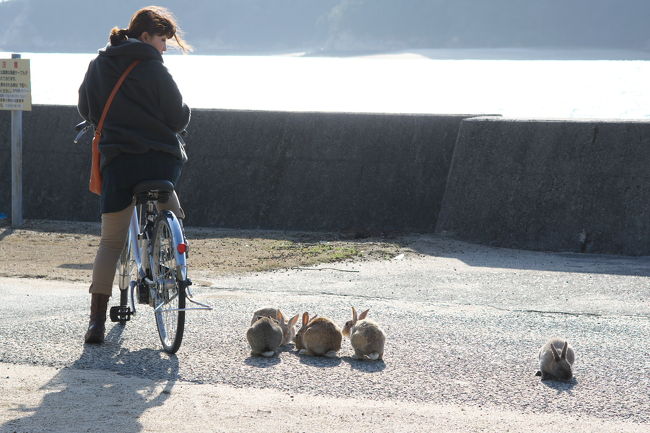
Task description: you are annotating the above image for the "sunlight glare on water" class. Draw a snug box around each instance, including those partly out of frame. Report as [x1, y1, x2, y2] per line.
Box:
[3, 51, 650, 119]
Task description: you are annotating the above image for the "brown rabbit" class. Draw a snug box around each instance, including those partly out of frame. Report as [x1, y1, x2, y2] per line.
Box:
[294, 312, 342, 358]
[342, 307, 385, 361]
[535, 338, 575, 381]
[247, 316, 283, 357]
[251, 307, 299, 346]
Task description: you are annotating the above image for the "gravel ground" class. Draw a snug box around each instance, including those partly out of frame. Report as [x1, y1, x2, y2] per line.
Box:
[1, 362, 645, 433]
[0, 220, 649, 432]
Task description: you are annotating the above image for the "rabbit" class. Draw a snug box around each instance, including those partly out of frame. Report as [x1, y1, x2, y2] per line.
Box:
[294, 312, 342, 358]
[251, 307, 299, 346]
[247, 316, 283, 357]
[342, 307, 385, 361]
[535, 338, 575, 381]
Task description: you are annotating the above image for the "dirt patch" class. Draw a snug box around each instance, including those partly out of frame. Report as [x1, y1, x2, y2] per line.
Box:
[0, 219, 414, 283]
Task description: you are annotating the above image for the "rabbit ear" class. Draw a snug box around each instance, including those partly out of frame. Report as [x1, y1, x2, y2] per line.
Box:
[352, 307, 357, 322]
[288, 314, 299, 327]
[561, 341, 568, 359]
[276, 310, 285, 323]
[302, 312, 309, 326]
[359, 309, 370, 320]
[550, 343, 561, 361]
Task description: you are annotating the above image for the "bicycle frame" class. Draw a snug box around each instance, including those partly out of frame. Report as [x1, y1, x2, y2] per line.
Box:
[126, 204, 212, 314]
[127, 206, 145, 281]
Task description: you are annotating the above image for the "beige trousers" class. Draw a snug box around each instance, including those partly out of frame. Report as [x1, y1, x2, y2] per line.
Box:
[89, 191, 184, 296]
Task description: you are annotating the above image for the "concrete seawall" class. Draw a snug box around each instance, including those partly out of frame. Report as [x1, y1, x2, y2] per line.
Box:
[3, 107, 649, 255]
[435, 116, 650, 256]
[0, 106, 97, 221]
[181, 109, 472, 232]
[1, 106, 472, 233]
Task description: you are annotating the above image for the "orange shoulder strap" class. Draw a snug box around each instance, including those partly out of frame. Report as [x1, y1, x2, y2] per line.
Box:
[95, 60, 141, 136]
[89, 60, 140, 195]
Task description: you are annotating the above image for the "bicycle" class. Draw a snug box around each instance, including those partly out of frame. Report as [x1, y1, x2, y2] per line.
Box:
[75, 121, 212, 354]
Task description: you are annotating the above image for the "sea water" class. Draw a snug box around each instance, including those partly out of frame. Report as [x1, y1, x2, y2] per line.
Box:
[3, 51, 650, 119]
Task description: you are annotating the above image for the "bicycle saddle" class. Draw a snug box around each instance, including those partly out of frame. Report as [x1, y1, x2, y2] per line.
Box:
[133, 180, 174, 204]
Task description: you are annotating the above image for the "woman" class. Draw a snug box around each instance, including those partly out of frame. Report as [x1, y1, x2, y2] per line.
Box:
[78, 6, 191, 344]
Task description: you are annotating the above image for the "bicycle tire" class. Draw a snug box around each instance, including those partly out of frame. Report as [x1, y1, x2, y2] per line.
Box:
[152, 211, 186, 354]
[116, 236, 137, 323]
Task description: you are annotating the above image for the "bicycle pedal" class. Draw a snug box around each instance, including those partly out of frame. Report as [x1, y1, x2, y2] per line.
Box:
[109, 306, 133, 322]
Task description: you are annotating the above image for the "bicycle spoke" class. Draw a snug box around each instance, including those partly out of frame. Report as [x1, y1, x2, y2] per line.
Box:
[154, 291, 179, 311]
[152, 212, 186, 354]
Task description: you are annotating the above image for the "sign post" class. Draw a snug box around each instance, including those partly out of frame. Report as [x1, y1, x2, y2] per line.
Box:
[1, 53, 32, 227]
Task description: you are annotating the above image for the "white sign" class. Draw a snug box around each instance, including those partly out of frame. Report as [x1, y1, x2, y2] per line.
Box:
[0, 58, 31, 111]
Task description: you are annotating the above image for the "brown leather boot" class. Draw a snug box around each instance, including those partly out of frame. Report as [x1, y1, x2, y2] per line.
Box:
[84, 293, 110, 344]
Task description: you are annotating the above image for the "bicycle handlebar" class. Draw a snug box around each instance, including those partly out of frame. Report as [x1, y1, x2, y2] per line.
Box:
[73, 120, 187, 144]
[75, 120, 90, 131]
[73, 121, 94, 144]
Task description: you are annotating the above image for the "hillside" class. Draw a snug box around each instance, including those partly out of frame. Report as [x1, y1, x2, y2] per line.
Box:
[1, 0, 649, 55]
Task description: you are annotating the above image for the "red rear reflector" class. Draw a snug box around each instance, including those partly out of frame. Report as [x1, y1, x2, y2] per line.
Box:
[177, 243, 187, 254]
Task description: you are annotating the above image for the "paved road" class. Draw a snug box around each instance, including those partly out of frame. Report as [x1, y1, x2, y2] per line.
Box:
[1, 235, 648, 432]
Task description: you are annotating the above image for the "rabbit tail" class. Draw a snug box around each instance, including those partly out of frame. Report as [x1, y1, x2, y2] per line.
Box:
[261, 351, 275, 357]
[367, 352, 380, 361]
[324, 350, 338, 358]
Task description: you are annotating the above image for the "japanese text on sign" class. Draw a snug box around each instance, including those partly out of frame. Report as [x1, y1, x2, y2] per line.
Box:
[0, 59, 32, 111]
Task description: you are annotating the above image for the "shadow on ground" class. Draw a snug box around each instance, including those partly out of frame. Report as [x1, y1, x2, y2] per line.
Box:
[0, 325, 179, 433]
[244, 355, 282, 368]
[342, 357, 387, 372]
[405, 235, 650, 277]
[298, 353, 342, 368]
[542, 377, 579, 395]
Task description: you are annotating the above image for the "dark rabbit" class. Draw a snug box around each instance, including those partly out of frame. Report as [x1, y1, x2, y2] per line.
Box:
[247, 316, 283, 357]
[251, 307, 299, 346]
[536, 338, 575, 381]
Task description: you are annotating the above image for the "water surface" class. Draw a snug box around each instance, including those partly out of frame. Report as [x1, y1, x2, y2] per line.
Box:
[3, 50, 649, 119]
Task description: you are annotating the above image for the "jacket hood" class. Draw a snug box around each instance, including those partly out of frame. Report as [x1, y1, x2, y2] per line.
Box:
[99, 39, 163, 62]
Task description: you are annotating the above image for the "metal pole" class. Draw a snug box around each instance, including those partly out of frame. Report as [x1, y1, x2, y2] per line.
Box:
[11, 53, 23, 227]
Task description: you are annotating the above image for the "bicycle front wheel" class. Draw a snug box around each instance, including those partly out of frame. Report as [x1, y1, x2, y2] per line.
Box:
[152, 211, 186, 354]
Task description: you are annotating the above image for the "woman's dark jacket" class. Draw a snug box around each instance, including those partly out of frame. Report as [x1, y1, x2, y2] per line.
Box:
[78, 39, 190, 170]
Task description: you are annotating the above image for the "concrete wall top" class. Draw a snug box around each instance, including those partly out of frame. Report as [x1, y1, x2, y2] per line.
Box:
[465, 116, 650, 123]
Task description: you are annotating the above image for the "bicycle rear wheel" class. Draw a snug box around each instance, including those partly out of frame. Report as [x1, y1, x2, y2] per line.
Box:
[152, 211, 186, 354]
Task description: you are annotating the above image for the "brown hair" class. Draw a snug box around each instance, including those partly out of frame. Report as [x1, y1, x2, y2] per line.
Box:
[109, 6, 192, 53]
